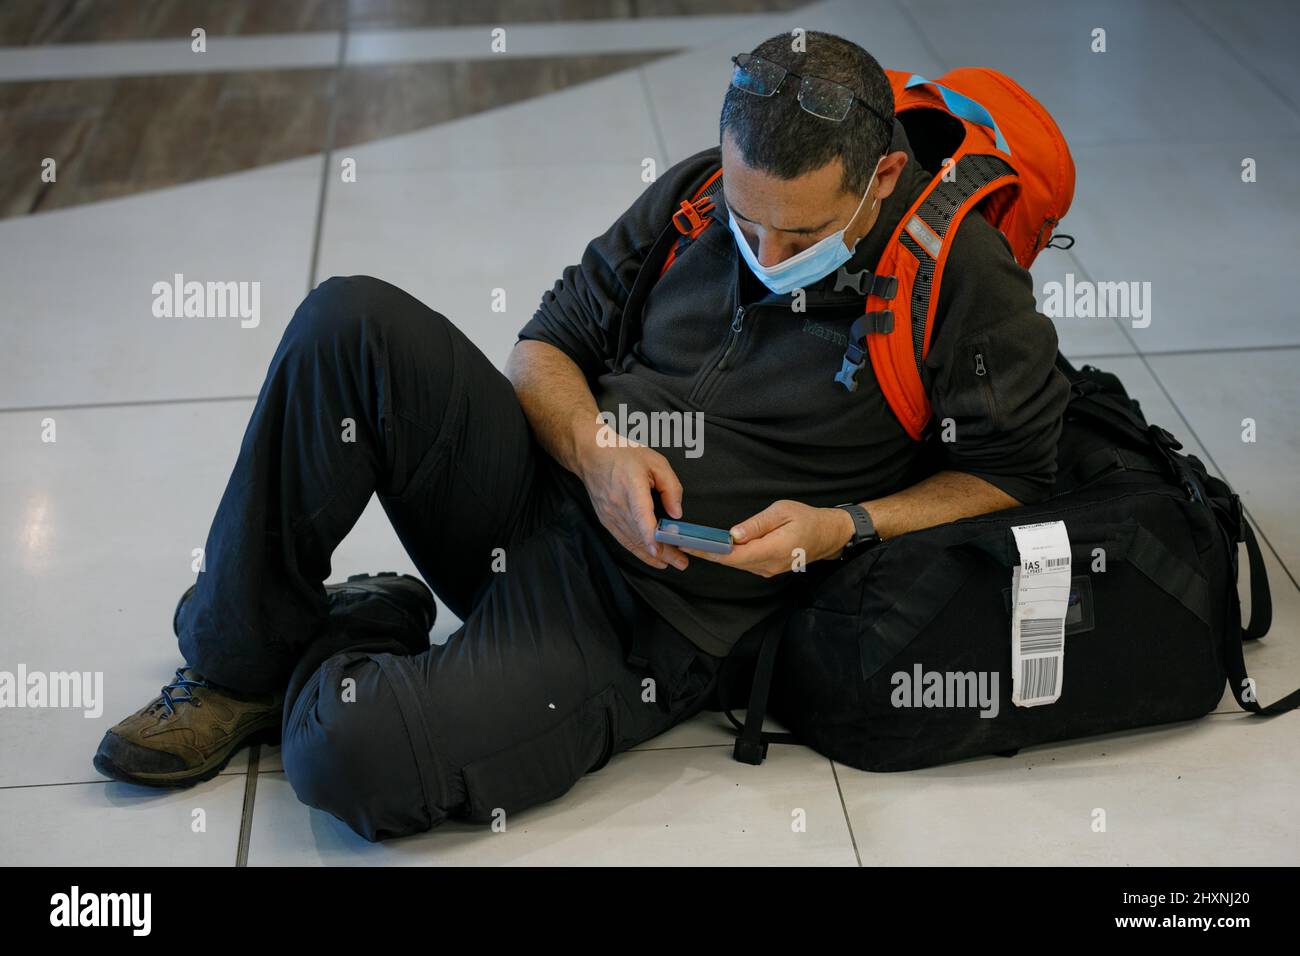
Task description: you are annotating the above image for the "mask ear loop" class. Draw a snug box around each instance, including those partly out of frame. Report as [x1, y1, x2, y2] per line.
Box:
[848, 154, 888, 252]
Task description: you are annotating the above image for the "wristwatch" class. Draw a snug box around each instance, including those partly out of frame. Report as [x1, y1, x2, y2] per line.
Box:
[834, 503, 881, 561]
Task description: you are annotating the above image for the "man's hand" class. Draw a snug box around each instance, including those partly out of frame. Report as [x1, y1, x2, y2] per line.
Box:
[506, 341, 690, 572]
[575, 419, 689, 572]
[679, 499, 852, 578]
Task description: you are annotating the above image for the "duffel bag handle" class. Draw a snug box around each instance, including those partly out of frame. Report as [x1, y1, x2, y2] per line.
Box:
[1220, 517, 1300, 716]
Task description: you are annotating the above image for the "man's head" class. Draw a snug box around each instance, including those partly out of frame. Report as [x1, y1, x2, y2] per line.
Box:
[719, 32, 909, 269]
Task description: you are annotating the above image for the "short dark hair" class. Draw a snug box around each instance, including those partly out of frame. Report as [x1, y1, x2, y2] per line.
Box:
[719, 31, 894, 196]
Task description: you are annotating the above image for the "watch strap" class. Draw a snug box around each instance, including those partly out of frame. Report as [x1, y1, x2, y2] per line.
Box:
[834, 502, 879, 559]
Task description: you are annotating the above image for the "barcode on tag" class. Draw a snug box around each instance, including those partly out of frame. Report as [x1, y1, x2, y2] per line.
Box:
[1010, 520, 1071, 707]
[1018, 656, 1059, 702]
[1018, 617, 1064, 654]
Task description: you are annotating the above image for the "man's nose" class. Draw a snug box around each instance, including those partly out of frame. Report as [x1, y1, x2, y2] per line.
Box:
[755, 234, 805, 266]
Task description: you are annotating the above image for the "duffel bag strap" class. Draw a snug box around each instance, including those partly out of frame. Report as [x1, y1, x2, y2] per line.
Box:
[1240, 514, 1272, 642]
[1212, 492, 1272, 642]
[1068, 445, 1167, 487]
[1222, 518, 1299, 715]
[720, 613, 797, 765]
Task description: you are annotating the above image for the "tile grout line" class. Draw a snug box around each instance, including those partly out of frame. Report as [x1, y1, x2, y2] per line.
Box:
[0, 394, 259, 415]
[235, 744, 260, 867]
[0, 773, 248, 790]
[1069, 343, 1300, 361]
[306, 24, 348, 295]
[636, 63, 673, 170]
[829, 758, 863, 866]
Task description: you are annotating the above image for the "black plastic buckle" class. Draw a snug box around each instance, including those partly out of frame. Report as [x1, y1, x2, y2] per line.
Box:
[833, 267, 898, 299]
[1148, 424, 1184, 452]
[733, 738, 768, 765]
[1146, 424, 1203, 502]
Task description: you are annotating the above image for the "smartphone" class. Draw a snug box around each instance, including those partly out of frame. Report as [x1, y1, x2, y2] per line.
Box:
[654, 518, 734, 555]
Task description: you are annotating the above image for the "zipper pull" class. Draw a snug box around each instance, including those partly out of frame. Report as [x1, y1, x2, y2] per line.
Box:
[974, 351, 986, 376]
[718, 307, 746, 371]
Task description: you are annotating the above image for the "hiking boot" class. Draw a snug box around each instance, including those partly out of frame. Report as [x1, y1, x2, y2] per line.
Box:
[173, 571, 436, 655]
[96, 572, 436, 788]
[93, 667, 281, 788]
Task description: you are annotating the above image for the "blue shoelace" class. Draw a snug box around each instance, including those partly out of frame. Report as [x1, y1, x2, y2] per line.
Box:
[156, 668, 211, 717]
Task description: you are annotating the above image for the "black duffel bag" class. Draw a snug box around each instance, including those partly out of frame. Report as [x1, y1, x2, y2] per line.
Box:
[718, 353, 1299, 771]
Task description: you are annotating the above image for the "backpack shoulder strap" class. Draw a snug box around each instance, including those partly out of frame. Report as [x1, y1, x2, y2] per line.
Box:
[661, 167, 724, 276]
[611, 163, 724, 372]
[836, 153, 1019, 440]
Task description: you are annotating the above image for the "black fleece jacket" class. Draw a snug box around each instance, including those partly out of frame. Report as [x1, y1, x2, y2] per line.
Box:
[518, 121, 1070, 656]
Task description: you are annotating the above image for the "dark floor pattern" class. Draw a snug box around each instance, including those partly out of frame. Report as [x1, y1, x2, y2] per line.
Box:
[0, 0, 805, 44]
[0, 0, 805, 218]
[0, 53, 670, 218]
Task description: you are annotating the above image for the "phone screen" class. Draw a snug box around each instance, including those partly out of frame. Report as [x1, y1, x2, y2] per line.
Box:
[658, 520, 732, 544]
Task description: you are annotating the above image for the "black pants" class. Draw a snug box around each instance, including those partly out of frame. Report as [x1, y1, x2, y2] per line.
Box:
[175, 275, 723, 842]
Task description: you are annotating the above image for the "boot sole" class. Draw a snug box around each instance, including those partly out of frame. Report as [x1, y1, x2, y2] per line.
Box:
[93, 720, 282, 790]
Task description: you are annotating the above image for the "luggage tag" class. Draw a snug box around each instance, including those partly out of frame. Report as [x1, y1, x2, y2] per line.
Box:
[1009, 521, 1071, 707]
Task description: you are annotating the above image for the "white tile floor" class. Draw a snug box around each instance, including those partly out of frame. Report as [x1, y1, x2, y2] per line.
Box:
[2, 0, 1298, 866]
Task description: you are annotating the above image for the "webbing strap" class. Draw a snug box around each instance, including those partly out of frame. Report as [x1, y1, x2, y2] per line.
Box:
[1221, 518, 1299, 715]
[1125, 525, 1213, 628]
[729, 619, 797, 765]
[613, 166, 726, 371]
[859, 550, 969, 682]
[717, 610, 798, 766]
[1068, 445, 1167, 487]
[1241, 518, 1272, 641]
[613, 220, 679, 371]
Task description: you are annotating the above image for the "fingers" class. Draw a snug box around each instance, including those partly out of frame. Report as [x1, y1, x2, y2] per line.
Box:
[629, 538, 670, 567]
[656, 541, 689, 570]
[647, 455, 684, 520]
[679, 545, 727, 565]
[624, 482, 661, 557]
[729, 500, 790, 544]
[625, 482, 691, 571]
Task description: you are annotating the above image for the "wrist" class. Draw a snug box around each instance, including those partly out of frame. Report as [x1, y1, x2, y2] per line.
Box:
[827, 506, 857, 559]
[569, 412, 604, 480]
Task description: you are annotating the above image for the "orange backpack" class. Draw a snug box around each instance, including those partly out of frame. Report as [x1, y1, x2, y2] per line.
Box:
[620, 67, 1075, 440]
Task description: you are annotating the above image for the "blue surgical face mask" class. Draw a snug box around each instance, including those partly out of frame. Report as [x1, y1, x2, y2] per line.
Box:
[727, 156, 885, 296]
